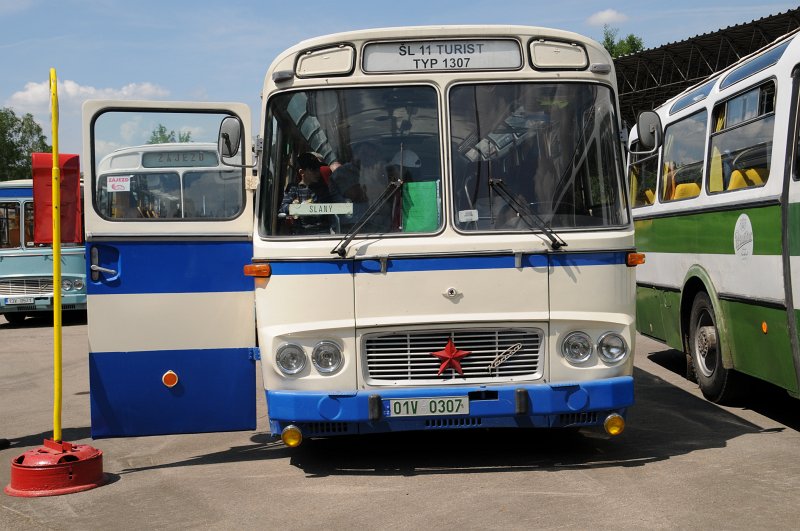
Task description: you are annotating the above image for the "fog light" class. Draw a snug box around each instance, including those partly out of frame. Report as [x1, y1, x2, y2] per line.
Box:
[561, 331, 593, 364]
[598, 332, 628, 363]
[276, 344, 306, 375]
[281, 425, 303, 447]
[604, 413, 625, 436]
[312, 341, 343, 374]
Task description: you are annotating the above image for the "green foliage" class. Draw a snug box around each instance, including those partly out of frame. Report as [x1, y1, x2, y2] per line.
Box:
[602, 25, 644, 58]
[147, 124, 192, 144]
[0, 108, 51, 181]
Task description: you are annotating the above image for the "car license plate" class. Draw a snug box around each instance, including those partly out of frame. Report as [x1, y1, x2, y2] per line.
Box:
[384, 397, 469, 417]
[4, 297, 34, 305]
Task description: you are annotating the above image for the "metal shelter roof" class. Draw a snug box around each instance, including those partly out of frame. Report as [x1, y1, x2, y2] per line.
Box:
[614, 8, 800, 126]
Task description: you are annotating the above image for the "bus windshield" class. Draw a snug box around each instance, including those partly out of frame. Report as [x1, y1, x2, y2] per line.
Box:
[452, 83, 628, 230]
[263, 82, 626, 237]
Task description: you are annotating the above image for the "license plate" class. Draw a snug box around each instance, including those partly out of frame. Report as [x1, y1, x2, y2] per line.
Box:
[4, 297, 34, 305]
[384, 397, 469, 417]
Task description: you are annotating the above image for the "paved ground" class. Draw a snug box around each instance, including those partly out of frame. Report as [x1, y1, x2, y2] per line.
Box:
[1, 314, 800, 529]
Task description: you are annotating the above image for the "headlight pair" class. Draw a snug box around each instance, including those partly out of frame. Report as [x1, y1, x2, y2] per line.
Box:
[61, 278, 85, 292]
[561, 331, 628, 365]
[276, 341, 343, 376]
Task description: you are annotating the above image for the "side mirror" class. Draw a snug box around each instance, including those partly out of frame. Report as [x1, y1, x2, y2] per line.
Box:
[632, 111, 662, 154]
[218, 116, 242, 158]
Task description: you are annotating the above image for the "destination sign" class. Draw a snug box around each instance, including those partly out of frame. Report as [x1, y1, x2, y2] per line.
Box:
[363, 39, 522, 73]
[142, 150, 218, 168]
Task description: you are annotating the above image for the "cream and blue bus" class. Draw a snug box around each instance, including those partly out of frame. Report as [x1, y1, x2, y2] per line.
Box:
[0, 179, 86, 325]
[628, 30, 800, 403]
[83, 26, 639, 445]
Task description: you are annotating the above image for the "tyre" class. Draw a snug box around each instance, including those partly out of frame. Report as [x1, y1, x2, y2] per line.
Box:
[688, 292, 741, 404]
[4, 312, 27, 325]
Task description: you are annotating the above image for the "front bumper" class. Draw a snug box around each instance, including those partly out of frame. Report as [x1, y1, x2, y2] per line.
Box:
[0, 293, 87, 314]
[267, 376, 633, 437]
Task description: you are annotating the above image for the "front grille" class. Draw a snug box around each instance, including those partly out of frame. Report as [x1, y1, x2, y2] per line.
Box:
[558, 412, 599, 426]
[298, 422, 350, 436]
[364, 328, 543, 383]
[0, 278, 54, 296]
[425, 417, 483, 429]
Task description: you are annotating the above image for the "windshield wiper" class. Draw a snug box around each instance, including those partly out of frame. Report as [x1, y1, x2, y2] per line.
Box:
[331, 178, 403, 258]
[489, 178, 567, 250]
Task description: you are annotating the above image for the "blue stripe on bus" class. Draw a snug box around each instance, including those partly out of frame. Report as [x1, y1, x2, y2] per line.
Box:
[86, 247, 627, 294]
[269, 252, 625, 275]
[0, 188, 33, 198]
[549, 252, 627, 267]
[86, 240, 253, 295]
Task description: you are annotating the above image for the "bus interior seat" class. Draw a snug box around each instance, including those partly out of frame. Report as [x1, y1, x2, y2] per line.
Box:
[709, 147, 724, 192]
[728, 168, 766, 190]
[673, 182, 700, 200]
[644, 189, 655, 205]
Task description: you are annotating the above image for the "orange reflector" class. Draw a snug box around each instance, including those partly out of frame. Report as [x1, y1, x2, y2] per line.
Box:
[244, 263, 272, 277]
[162, 370, 179, 388]
[626, 252, 646, 267]
[762, 321, 768, 334]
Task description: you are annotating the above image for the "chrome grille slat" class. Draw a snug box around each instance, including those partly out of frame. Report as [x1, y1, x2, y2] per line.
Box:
[0, 278, 54, 296]
[364, 327, 543, 383]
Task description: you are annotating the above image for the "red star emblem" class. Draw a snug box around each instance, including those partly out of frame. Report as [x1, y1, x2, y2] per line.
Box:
[431, 338, 471, 376]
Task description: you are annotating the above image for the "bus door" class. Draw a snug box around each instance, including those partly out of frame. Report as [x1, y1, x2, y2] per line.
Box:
[82, 101, 257, 437]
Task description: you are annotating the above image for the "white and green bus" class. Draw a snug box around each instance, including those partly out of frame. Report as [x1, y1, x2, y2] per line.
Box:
[628, 30, 800, 403]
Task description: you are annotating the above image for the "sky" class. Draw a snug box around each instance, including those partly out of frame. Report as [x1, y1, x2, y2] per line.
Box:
[1, 0, 797, 160]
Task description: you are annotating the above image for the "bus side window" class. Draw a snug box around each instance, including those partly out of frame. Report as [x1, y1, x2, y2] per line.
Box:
[660, 110, 707, 202]
[709, 81, 774, 193]
[629, 141, 657, 207]
[0, 202, 21, 248]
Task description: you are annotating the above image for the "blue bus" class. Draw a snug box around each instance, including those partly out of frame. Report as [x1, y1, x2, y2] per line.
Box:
[0, 179, 86, 325]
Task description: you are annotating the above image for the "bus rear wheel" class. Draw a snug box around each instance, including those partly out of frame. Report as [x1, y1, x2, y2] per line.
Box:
[689, 292, 741, 404]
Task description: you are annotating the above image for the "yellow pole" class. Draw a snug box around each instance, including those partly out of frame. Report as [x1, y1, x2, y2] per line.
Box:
[50, 68, 63, 443]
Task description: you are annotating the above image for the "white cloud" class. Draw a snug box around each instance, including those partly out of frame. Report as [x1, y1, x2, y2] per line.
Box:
[6, 79, 169, 116]
[587, 9, 629, 27]
[4, 79, 170, 157]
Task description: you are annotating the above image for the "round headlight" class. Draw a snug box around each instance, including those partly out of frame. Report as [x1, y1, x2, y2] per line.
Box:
[561, 331, 593, 364]
[276, 344, 306, 375]
[598, 332, 628, 363]
[61, 279, 73, 291]
[73, 278, 85, 290]
[312, 341, 343, 374]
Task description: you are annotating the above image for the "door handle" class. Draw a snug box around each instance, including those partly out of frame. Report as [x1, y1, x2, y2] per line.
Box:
[90, 264, 118, 276]
[90, 246, 118, 281]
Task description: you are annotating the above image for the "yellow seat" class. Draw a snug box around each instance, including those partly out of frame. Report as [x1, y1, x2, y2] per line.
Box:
[673, 182, 700, 200]
[644, 189, 655, 205]
[728, 168, 766, 190]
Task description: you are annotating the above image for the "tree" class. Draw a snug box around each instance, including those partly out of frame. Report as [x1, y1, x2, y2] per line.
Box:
[602, 25, 644, 58]
[0, 108, 51, 181]
[147, 124, 192, 144]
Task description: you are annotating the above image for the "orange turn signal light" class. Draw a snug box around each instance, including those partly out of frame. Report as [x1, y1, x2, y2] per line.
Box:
[626, 252, 645, 267]
[244, 263, 272, 278]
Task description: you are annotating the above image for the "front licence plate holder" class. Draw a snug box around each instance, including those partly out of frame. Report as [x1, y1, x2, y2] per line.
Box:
[5, 297, 34, 305]
[384, 396, 469, 417]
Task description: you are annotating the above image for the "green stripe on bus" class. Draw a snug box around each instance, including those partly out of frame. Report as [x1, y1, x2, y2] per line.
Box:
[637, 284, 798, 393]
[788, 203, 800, 256]
[635, 205, 781, 255]
[721, 300, 797, 394]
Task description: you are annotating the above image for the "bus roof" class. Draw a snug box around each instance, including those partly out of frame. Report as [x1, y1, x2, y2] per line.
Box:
[0, 179, 33, 189]
[656, 29, 800, 118]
